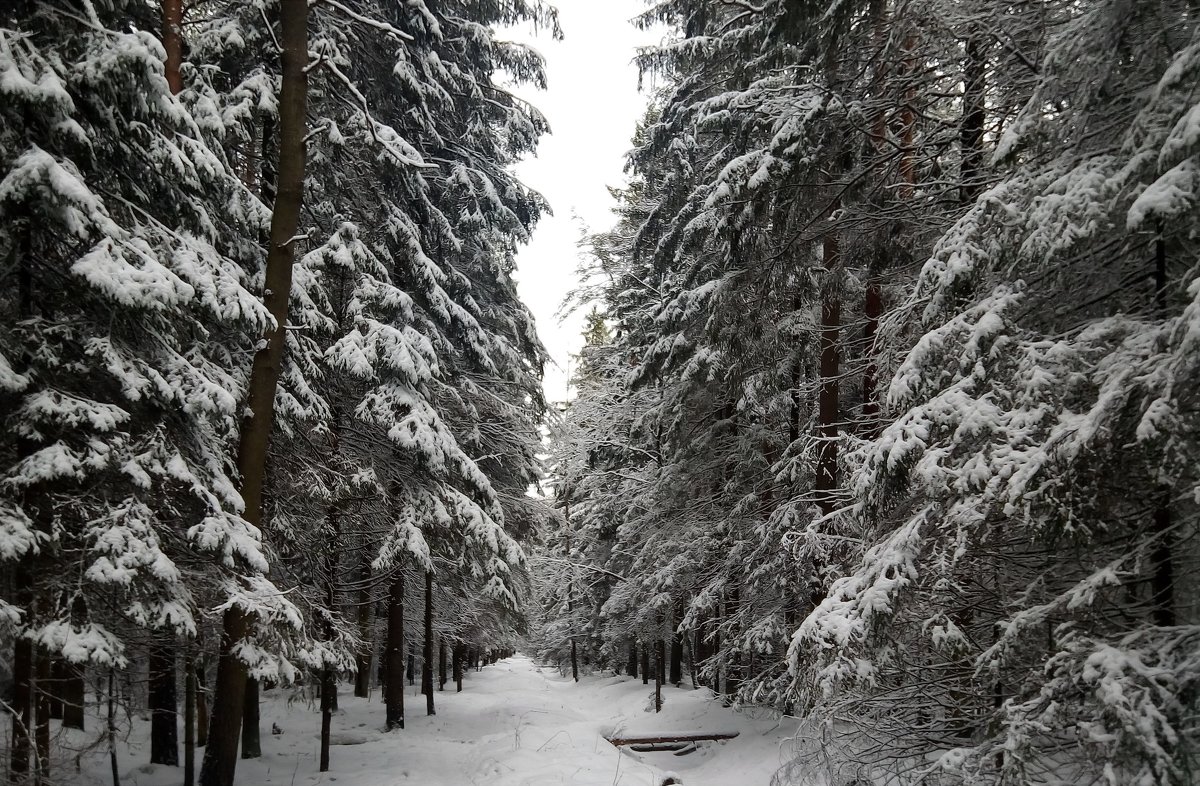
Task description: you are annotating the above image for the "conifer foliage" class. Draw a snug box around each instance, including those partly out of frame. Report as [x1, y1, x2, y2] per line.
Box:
[539, 0, 1200, 783]
[1, 0, 554, 783]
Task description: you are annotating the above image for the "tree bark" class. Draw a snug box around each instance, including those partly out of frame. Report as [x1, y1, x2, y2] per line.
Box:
[161, 0, 184, 95]
[1151, 228, 1176, 627]
[354, 562, 372, 698]
[149, 637, 179, 766]
[61, 659, 85, 730]
[640, 644, 649, 685]
[453, 643, 464, 692]
[35, 647, 50, 780]
[815, 229, 841, 518]
[185, 655, 196, 786]
[241, 676, 260, 759]
[423, 572, 435, 716]
[48, 658, 64, 720]
[438, 638, 447, 691]
[198, 1, 308, 782]
[108, 671, 119, 786]
[195, 659, 208, 747]
[654, 640, 663, 713]
[626, 641, 638, 678]
[571, 639, 579, 682]
[384, 570, 405, 730]
[669, 630, 683, 686]
[11, 622, 32, 779]
[959, 28, 987, 204]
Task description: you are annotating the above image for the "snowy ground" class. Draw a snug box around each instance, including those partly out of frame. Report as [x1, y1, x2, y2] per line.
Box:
[48, 655, 801, 785]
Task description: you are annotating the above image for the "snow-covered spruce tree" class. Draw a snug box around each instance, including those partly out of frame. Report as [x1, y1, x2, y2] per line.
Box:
[790, 1, 1200, 783]
[0, 1, 308, 781]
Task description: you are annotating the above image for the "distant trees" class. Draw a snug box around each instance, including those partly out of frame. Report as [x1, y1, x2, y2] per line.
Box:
[540, 0, 1199, 782]
[1, 1, 553, 783]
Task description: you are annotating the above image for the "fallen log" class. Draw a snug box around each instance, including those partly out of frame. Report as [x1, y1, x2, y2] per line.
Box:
[607, 731, 739, 747]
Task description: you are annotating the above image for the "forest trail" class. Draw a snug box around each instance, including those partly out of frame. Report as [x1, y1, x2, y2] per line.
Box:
[70, 656, 795, 786]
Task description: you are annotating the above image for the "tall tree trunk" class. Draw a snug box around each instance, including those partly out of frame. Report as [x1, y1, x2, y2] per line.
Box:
[319, 494, 341, 771]
[199, 1, 308, 783]
[641, 645, 649, 685]
[453, 644, 464, 692]
[35, 647, 50, 782]
[195, 659, 208, 747]
[48, 659, 64, 720]
[654, 640, 663, 713]
[149, 636, 179, 766]
[959, 28, 987, 205]
[240, 676, 260, 759]
[815, 230, 841, 518]
[108, 671, 119, 786]
[669, 629, 683, 686]
[1151, 227, 1176, 627]
[11, 608, 32, 779]
[438, 639, 447, 691]
[626, 641, 638, 678]
[423, 572, 435, 716]
[185, 655, 196, 786]
[161, 0, 184, 95]
[384, 570, 405, 730]
[862, 280, 883, 425]
[354, 562, 372, 698]
[61, 659, 84, 730]
[570, 639, 579, 682]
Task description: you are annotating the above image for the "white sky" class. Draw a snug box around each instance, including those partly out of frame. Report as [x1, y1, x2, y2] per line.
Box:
[504, 1, 664, 403]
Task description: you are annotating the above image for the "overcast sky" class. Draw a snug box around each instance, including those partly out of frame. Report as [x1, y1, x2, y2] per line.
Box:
[504, 1, 663, 402]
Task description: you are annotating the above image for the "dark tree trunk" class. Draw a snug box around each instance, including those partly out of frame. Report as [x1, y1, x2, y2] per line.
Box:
[241, 676, 260, 759]
[319, 665, 333, 772]
[384, 570, 405, 730]
[354, 562, 372, 699]
[150, 638, 179, 766]
[199, 1, 309, 783]
[407, 654, 415, 685]
[185, 655, 196, 786]
[108, 671, 120, 786]
[959, 28, 987, 204]
[438, 639, 447, 691]
[35, 647, 51, 779]
[61, 659, 85, 730]
[48, 658, 64, 719]
[641, 645, 649, 685]
[862, 280, 883, 425]
[654, 640, 663, 713]
[626, 641, 638, 678]
[816, 231, 841, 519]
[423, 572, 435, 716]
[1151, 228, 1176, 628]
[195, 660, 208, 747]
[669, 631, 683, 686]
[571, 640, 579, 682]
[10, 577, 32, 778]
[161, 0, 184, 95]
[453, 644, 463, 692]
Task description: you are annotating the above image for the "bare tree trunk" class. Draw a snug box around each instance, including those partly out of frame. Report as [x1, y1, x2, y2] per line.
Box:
[354, 562, 372, 698]
[570, 640, 579, 682]
[669, 630, 683, 686]
[423, 572, 435, 716]
[384, 570, 405, 730]
[161, 0, 184, 95]
[815, 230, 841, 518]
[438, 639, 447, 691]
[48, 659, 64, 720]
[35, 647, 50, 782]
[107, 671, 119, 786]
[654, 640, 663, 713]
[626, 641, 638, 678]
[149, 637, 179, 766]
[199, 1, 308, 782]
[240, 676, 260, 759]
[453, 644, 463, 692]
[640, 644, 649, 685]
[195, 660, 208, 747]
[959, 28, 987, 205]
[11, 608, 33, 779]
[185, 655, 196, 786]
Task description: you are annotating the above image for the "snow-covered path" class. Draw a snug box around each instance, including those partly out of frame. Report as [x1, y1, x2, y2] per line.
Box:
[76, 655, 798, 786]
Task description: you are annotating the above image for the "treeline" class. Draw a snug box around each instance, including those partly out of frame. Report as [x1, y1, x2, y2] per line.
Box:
[538, 0, 1200, 784]
[0, 1, 555, 785]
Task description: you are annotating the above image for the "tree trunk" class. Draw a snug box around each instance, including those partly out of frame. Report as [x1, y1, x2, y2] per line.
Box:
[453, 644, 463, 692]
[48, 658, 64, 720]
[641, 644, 649, 685]
[423, 572, 435, 716]
[654, 640, 663, 713]
[571, 639, 579, 682]
[862, 279, 883, 426]
[319, 665, 333, 772]
[438, 639, 447, 691]
[199, 1, 308, 782]
[149, 637, 179, 766]
[195, 660, 208, 747]
[35, 647, 51, 781]
[354, 562, 372, 699]
[241, 676, 260, 759]
[384, 570, 405, 730]
[959, 28, 987, 204]
[1151, 228, 1176, 627]
[626, 641, 638, 678]
[61, 659, 85, 730]
[185, 655, 196, 786]
[815, 230, 841, 519]
[161, 0, 184, 95]
[11, 626, 32, 779]
[108, 671, 119, 786]
[669, 630, 683, 686]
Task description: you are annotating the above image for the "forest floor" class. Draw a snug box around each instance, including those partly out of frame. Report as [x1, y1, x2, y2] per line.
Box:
[52, 654, 800, 785]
